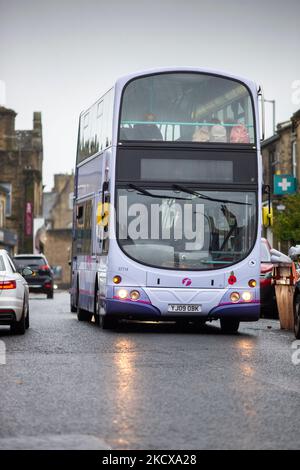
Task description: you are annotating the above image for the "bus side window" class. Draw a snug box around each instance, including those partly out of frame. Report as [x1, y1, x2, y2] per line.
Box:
[101, 181, 110, 254]
[75, 201, 93, 255]
[77, 205, 84, 221]
[75, 204, 84, 254]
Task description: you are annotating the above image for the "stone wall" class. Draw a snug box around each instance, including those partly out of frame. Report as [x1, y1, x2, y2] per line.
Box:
[0, 107, 43, 253]
[50, 174, 74, 230]
[44, 229, 72, 288]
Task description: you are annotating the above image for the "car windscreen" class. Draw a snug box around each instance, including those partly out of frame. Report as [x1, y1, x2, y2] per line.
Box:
[13, 257, 46, 268]
[0, 256, 6, 271]
[261, 242, 271, 262]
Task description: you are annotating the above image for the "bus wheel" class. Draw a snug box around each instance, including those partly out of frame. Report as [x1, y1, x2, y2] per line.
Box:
[294, 294, 300, 339]
[70, 291, 77, 313]
[77, 307, 93, 322]
[76, 282, 92, 321]
[71, 303, 77, 313]
[94, 288, 100, 326]
[99, 315, 118, 330]
[220, 318, 240, 334]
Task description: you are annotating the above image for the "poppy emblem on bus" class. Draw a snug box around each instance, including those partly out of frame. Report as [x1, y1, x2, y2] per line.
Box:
[228, 271, 237, 285]
[182, 278, 192, 287]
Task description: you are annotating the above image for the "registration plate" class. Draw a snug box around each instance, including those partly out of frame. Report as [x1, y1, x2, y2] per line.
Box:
[168, 304, 202, 313]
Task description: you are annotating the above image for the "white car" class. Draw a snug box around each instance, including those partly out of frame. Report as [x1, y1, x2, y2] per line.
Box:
[0, 249, 31, 334]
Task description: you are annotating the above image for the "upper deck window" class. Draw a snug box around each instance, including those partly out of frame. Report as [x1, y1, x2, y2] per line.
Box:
[77, 89, 114, 164]
[120, 73, 255, 144]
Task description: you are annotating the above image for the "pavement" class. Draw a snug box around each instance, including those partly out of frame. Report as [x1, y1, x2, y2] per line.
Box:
[0, 291, 299, 450]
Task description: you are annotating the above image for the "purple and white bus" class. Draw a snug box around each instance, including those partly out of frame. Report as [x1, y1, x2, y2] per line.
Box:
[70, 67, 263, 333]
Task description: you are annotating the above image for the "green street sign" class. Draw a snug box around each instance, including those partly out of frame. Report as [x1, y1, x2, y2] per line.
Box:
[273, 175, 297, 195]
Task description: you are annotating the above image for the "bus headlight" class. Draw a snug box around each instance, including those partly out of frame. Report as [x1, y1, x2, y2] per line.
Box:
[130, 290, 140, 301]
[117, 288, 128, 299]
[230, 292, 240, 303]
[242, 291, 252, 302]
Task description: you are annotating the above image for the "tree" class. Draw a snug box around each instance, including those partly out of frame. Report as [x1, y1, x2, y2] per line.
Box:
[273, 193, 300, 242]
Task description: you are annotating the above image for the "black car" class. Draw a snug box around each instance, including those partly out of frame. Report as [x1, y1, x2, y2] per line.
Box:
[13, 254, 54, 299]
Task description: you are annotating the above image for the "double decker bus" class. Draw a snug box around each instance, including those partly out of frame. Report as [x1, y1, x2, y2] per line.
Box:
[71, 67, 262, 333]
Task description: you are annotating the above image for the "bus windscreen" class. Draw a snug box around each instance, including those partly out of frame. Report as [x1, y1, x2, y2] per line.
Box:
[120, 72, 255, 144]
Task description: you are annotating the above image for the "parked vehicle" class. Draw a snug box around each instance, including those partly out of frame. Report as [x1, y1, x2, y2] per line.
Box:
[0, 249, 31, 334]
[260, 238, 278, 318]
[13, 254, 54, 299]
[285, 244, 300, 337]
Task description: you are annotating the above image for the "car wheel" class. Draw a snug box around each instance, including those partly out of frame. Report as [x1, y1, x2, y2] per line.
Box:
[220, 318, 240, 334]
[25, 307, 30, 329]
[11, 300, 26, 335]
[99, 315, 118, 330]
[47, 291, 54, 299]
[294, 294, 300, 339]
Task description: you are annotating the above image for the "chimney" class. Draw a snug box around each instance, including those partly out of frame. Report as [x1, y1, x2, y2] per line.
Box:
[54, 174, 68, 193]
[33, 112, 42, 132]
[0, 81, 6, 106]
[0, 106, 17, 151]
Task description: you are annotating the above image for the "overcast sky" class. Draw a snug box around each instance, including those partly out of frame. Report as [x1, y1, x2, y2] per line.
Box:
[1, 0, 300, 190]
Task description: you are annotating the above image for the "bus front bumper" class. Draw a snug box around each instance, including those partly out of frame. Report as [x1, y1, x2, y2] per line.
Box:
[104, 298, 260, 322]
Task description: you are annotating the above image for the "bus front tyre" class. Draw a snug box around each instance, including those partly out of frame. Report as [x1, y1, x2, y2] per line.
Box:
[220, 318, 240, 334]
[99, 315, 118, 330]
[71, 303, 77, 313]
[77, 307, 93, 322]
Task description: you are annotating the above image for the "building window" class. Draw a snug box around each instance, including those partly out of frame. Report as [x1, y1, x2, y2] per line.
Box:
[0, 200, 4, 227]
[0, 183, 12, 216]
[69, 192, 74, 210]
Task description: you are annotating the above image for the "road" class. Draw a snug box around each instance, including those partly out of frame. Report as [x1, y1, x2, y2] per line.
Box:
[0, 291, 299, 450]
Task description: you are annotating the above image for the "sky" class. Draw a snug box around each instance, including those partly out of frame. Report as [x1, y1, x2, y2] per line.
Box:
[1, 0, 300, 190]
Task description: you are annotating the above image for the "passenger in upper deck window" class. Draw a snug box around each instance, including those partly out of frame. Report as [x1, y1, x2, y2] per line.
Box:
[133, 113, 163, 141]
[192, 125, 210, 142]
[210, 118, 227, 143]
[230, 123, 250, 144]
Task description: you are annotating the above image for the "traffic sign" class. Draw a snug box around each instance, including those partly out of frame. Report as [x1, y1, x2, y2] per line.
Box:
[273, 175, 297, 195]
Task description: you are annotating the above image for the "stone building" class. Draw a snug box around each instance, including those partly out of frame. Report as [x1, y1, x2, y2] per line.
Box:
[262, 109, 300, 250]
[0, 184, 17, 253]
[0, 106, 43, 253]
[43, 174, 74, 288]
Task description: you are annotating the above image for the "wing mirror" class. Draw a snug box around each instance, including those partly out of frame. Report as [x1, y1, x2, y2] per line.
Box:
[22, 267, 34, 277]
[270, 248, 292, 265]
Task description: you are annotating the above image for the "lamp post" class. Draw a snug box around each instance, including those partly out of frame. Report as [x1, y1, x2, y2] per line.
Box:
[276, 203, 285, 252]
[264, 99, 276, 136]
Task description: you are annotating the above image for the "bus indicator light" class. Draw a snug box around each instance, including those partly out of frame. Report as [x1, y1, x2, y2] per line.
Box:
[113, 275, 122, 284]
[248, 279, 257, 288]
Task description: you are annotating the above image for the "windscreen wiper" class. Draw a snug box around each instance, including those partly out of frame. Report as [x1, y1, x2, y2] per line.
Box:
[172, 184, 251, 206]
[127, 183, 188, 201]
